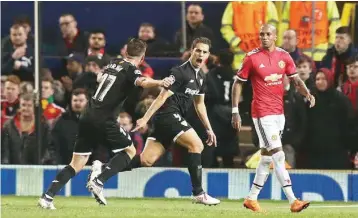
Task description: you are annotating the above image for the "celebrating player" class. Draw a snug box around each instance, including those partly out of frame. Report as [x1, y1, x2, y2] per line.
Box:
[38, 38, 173, 209]
[231, 24, 315, 213]
[89, 37, 220, 205]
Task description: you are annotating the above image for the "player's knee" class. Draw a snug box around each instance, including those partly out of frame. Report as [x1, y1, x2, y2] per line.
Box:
[272, 150, 285, 164]
[70, 154, 89, 173]
[125, 144, 136, 159]
[187, 141, 204, 153]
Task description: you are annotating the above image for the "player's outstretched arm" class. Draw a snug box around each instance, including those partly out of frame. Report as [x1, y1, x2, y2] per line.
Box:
[231, 79, 243, 131]
[193, 95, 217, 146]
[132, 88, 173, 131]
[135, 77, 172, 89]
[290, 75, 315, 108]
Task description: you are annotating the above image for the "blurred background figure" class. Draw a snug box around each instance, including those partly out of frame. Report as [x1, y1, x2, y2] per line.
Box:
[296, 56, 315, 91]
[175, 4, 215, 53]
[86, 29, 112, 65]
[221, 1, 278, 70]
[300, 68, 354, 169]
[2, 93, 55, 165]
[321, 27, 358, 87]
[117, 112, 144, 155]
[278, 1, 341, 61]
[1, 75, 20, 129]
[138, 23, 171, 57]
[1, 24, 34, 81]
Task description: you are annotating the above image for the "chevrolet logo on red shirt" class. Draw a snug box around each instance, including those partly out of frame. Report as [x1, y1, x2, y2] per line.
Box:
[264, 73, 283, 82]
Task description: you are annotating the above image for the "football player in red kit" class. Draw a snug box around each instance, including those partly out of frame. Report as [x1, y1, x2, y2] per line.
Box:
[231, 24, 315, 213]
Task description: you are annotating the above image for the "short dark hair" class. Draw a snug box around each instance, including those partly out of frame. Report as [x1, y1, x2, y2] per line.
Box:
[14, 15, 31, 26]
[296, 56, 313, 69]
[126, 38, 147, 57]
[336, 26, 350, 35]
[140, 23, 155, 31]
[72, 88, 87, 97]
[10, 24, 25, 31]
[191, 37, 211, 50]
[218, 49, 234, 66]
[89, 29, 106, 37]
[60, 13, 75, 19]
[346, 55, 358, 65]
[20, 92, 34, 102]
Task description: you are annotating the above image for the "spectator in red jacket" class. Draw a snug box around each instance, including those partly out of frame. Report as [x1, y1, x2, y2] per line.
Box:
[1, 75, 20, 129]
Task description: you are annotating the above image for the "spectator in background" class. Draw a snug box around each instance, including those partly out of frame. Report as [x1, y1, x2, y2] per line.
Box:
[282, 29, 316, 72]
[342, 55, 358, 115]
[1, 75, 20, 129]
[138, 23, 171, 57]
[302, 68, 354, 169]
[118, 44, 154, 78]
[1, 76, 8, 99]
[73, 55, 104, 97]
[57, 13, 88, 56]
[1, 15, 34, 55]
[117, 112, 144, 155]
[61, 52, 85, 93]
[20, 81, 34, 95]
[175, 4, 215, 53]
[86, 29, 112, 65]
[41, 78, 65, 129]
[1, 93, 55, 165]
[321, 27, 358, 87]
[221, 1, 278, 70]
[204, 49, 238, 167]
[52, 89, 89, 164]
[296, 56, 315, 91]
[1, 24, 34, 81]
[281, 76, 307, 168]
[278, 1, 341, 61]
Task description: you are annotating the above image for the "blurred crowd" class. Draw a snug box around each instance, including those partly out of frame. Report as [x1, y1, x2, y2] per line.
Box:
[1, 2, 358, 169]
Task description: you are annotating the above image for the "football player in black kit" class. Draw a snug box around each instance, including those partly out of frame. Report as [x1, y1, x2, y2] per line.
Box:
[38, 38, 173, 209]
[129, 37, 220, 205]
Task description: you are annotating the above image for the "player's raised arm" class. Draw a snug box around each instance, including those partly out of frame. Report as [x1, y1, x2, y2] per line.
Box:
[193, 94, 217, 146]
[132, 88, 173, 131]
[135, 76, 173, 88]
[231, 55, 252, 131]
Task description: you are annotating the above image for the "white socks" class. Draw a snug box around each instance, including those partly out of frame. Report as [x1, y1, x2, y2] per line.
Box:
[272, 151, 297, 204]
[247, 155, 272, 200]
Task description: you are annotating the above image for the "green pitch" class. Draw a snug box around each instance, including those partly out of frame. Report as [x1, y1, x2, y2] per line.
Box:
[2, 196, 358, 218]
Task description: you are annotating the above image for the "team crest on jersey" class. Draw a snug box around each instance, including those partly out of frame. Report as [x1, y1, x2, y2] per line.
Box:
[134, 70, 142, 75]
[271, 135, 278, 141]
[278, 60, 285, 69]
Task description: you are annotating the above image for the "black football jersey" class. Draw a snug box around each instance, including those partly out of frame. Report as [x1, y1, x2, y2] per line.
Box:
[158, 61, 206, 116]
[87, 59, 142, 119]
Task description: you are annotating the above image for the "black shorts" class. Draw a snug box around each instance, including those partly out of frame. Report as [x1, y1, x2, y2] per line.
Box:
[148, 112, 192, 149]
[73, 116, 132, 155]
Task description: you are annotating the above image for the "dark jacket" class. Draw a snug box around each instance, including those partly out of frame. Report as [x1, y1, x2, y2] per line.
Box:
[304, 87, 354, 169]
[321, 44, 358, 87]
[175, 22, 215, 52]
[282, 84, 307, 149]
[51, 110, 80, 164]
[1, 45, 34, 81]
[57, 30, 89, 56]
[1, 115, 55, 165]
[1, 34, 34, 54]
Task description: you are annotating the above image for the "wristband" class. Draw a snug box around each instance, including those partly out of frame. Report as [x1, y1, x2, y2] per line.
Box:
[232, 107, 239, 114]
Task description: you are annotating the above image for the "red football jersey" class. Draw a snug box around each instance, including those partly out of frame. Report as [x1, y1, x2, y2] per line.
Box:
[236, 47, 297, 118]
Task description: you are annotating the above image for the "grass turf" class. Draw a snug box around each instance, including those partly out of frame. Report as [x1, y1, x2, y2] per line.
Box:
[1, 196, 358, 218]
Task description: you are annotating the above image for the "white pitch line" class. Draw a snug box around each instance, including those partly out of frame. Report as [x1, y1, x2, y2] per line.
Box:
[278, 205, 358, 209]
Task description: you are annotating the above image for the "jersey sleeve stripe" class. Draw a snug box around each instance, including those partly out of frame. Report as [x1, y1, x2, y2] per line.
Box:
[168, 89, 174, 95]
[134, 77, 141, 86]
[194, 93, 205, 96]
[287, 73, 298, 78]
[235, 75, 248, 82]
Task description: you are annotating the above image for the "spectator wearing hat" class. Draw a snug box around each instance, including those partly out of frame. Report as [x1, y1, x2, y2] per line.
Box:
[73, 55, 105, 97]
[61, 52, 85, 93]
